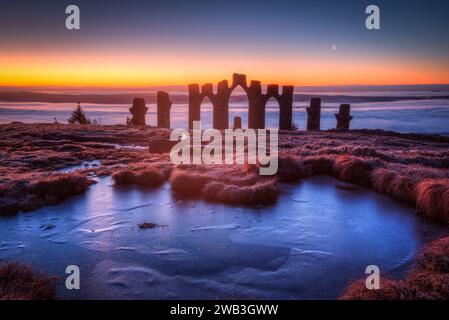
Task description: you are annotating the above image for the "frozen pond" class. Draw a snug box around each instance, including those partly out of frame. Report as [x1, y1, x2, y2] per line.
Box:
[0, 175, 446, 299]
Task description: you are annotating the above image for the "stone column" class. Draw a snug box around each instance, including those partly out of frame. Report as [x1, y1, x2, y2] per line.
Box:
[129, 98, 148, 126]
[248, 80, 263, 129]
[188, 84, 202, 130]
[213, 80, 230, 130]
[232, 73, 247, 88]
[157, 91, 172, 129]
[306, 98, 321, 131]
[278, 85, 294, 131]
[335, 104, 353, 130]
[266, 84, 279, 97]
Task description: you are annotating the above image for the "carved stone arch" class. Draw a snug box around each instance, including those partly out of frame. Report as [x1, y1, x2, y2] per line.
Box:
[227, 81, 251, 129]
[188, 73, 293, 131]
[261, 96, 280, 130]
[188, 83, 216, 129]
[230, 73, 248, 92]
[212, 74, 252, 130]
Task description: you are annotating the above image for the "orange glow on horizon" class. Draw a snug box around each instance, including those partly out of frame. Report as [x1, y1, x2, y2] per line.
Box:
[1, 50, 449, 87]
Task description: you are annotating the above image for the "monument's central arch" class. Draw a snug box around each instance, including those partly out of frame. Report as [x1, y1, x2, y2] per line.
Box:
[188, 73, 294, 131]
[228, 85, 249, 129]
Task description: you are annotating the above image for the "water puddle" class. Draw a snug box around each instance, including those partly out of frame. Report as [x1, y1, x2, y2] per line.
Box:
[57, 160, 102, 173]
[0, 176, 446, 299]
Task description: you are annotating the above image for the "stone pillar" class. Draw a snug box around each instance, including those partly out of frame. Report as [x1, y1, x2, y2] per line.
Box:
[201, 83, 213, 96]
[335, 104, 353, 130]
[217, 80, 229, 95]
[279, 85, 294, 131]
[213, 100, 229, 130]
[306, 98, 321, 131]
[129, 98, 148, 126]
[157, 91, 172, 129]
[266, 84, 279, 97]
[188, 84, 202, 130]
[248, 80, 262, 129]
[232, 73, 247, 88]
[213, 80, 230, 130]
[233, 116, 242, 129]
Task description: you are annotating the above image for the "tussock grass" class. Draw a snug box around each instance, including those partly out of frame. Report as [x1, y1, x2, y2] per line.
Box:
[341, 236, 449, 300]
[171, 165, 279, 205]
[333, 155, 374, 186]
[372, 168, 415, 203]
[300, 155, 335, 177]
[29, 174, 93, 204]
[170, 171, 210, 197]
[112, 163, 172, 187]
[415, 179, 449, 222]
[0, 173, 94, 215]
[416, 237, 449, 273]
[340, 278, 401, 300]
[277, 155, 302, 182]
[0, 262, 58, 300]
[203, 179, 278, 205]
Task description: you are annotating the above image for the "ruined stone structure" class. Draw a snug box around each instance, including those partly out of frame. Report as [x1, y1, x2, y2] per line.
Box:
[129, 98, 148, 126]
[335, 104, 353, 131]
[188, 73, 294, 130]
[306, 98, 321, 131]
[157, 91, 172, 129]
[130, 74, 354, 132]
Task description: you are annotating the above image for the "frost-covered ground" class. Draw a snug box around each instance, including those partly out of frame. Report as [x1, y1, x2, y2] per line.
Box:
[0, 123, 448, 299]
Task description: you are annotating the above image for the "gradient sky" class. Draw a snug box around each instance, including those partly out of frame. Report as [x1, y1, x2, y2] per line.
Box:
[1, 0, 449, 87]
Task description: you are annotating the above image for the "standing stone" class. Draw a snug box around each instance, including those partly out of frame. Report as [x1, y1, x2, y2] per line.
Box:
[335, 104, 353, 130]
[266, 84, 279, 97]
[188, 84, 202, 129]
[214, 80, 230, 130]
[233, 116, 242, 129]
[248, 80, 263, 129]
[129, 98, 148, 126]
[278, 85, 294, 131]
[232, 73, 247, 88]
[202, 83, 213, 96]
[157, 91, 172, 129]
[306, 98, 321, 131]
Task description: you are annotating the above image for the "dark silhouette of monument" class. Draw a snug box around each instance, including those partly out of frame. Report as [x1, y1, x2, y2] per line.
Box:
[188, 73, 294, 130]
[306, 98, 321, 131]
[157, 91, 172, 129]
[129, 73, 354, 131]
[129, 98, 148, 126]
[335, 104, 353, 130]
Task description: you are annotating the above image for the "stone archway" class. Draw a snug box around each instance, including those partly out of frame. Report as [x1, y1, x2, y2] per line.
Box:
[228, 85, 249, 129]
[265, 96, 281, 129]
[188, 73, 293, 131]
